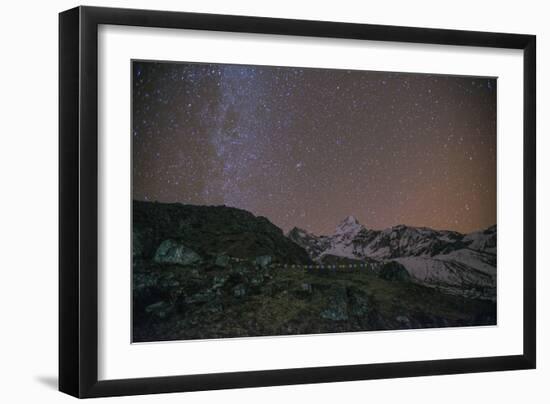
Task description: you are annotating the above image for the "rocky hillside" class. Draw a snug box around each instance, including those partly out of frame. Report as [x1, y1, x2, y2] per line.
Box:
[133, 253, 496, 342]
[133, 200, 311, 264]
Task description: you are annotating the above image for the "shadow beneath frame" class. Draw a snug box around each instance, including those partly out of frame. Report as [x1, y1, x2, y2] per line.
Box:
[35, 375, 58, 390]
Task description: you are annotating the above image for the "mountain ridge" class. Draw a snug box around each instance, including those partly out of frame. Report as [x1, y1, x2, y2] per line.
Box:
[288, 216, 495, 259]
[288, 216, 496, 300]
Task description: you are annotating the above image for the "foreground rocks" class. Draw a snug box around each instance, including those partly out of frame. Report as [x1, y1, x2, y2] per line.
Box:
[153, 240, 201, 266]
[133, 256, 496, 342]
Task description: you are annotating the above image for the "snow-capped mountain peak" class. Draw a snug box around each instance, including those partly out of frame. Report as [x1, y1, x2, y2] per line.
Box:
[334, 215, 364, 236]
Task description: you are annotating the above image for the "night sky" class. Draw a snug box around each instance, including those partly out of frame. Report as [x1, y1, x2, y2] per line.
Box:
[132, 61, 496, 235]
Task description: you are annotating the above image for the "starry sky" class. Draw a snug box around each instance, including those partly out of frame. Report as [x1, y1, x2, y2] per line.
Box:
[132, 61, 496, 235]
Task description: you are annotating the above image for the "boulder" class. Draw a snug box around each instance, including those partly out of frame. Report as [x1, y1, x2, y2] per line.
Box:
[378, 261, 411, 282]
[320, 305, 348, 321]
[250, 274, 265, 286]
[153, 240, 201, 266]
[255, 255, 272, 268]
[320, 287, 348, 321]
[145, 301, 171, 319]
[347, 288, 371, 317]
[233, 284, 247, 298]
[292, 282, 313, 299]
[215, 255, 231, 268]
[186, 290, 216, 304]
[212, 274, 228, 289]
[300, 283, 313, 293]
[396, 315, 412, 328]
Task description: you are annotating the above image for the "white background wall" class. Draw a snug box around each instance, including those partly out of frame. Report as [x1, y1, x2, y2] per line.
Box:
[0, 0, 547, 402]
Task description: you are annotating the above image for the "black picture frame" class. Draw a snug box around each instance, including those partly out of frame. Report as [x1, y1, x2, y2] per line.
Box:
[59, 6, 536, 398]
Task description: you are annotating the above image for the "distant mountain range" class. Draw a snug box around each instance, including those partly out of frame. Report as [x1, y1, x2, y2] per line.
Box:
[288, 216, 496, 300]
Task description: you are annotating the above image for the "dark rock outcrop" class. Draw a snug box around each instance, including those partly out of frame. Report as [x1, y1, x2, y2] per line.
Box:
[133, 200, 311, 264]
[377, 261, 411, 282]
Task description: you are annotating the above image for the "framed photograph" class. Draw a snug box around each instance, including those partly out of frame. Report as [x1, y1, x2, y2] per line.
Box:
[59, 6, 536, 398]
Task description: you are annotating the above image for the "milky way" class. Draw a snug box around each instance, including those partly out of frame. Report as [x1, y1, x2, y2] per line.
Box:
[132, 61, 496, 235]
